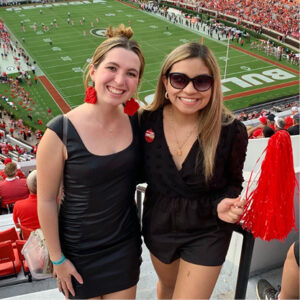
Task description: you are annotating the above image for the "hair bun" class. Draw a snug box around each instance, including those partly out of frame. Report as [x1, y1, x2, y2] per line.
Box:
[105, 24, 133, 39]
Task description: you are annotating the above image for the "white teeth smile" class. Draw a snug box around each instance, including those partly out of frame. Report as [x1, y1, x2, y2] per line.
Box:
[107, 86, 124, 95]
[179, 97, 198, 103]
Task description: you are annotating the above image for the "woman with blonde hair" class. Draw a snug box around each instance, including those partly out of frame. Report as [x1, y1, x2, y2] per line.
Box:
[140, 42, 248, 299]
[37, 24, 144, 299]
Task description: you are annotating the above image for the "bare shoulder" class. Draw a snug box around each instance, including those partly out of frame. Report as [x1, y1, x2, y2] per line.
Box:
[37, 128, 65, 159]
[65, 104, 85, 120]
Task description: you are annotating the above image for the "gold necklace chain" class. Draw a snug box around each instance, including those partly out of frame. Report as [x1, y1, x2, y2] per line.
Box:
[170, 107, 198, 156]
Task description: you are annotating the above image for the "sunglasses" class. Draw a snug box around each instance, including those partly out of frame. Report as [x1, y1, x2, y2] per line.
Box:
[167, 72, 214, 92]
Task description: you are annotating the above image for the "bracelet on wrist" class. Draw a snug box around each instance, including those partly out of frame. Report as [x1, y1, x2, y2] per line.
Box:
[51, 254, 66, 265]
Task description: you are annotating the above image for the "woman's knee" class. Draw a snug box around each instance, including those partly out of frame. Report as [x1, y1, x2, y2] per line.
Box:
[157, 280, 175, 299]
[158, 278, 176, 291]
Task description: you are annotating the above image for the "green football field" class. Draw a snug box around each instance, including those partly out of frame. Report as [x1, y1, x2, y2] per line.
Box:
[0, 0, 299, 129]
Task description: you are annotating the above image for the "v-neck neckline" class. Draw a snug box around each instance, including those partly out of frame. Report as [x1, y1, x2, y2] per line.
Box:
[160, 107, 198, 173]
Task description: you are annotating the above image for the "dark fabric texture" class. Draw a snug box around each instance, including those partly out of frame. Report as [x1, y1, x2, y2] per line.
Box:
[47, 115, 142, 299]
[140, 108, 248, 266]
[287, 125, 300, 136]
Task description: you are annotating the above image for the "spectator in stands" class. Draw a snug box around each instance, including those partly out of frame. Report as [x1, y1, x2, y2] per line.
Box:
[274, 116, 286, 131]
[291, 106, 298, 116]
[288, 113, 300, 136]
[16, 164, 26, 179]
[0, 162, 29, 209]
[37, 25, 144, 299]
[262, 126, 275, 138]
[140, 42, 248, 299]
[0, 157, 12, 180]
[284, 116, 293, 129]
[257, 239, 299, 300]
[247, 116, 268, 139]
[267, 114, 276, 131]
[247, 123, 264, 138]
[259, 116, 267, 126]
[13, 170, 40, 230]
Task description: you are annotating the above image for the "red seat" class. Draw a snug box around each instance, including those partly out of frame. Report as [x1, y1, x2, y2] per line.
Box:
[16, 240, 32, 281]
[0, 240, 22, 278]
[0, 227, 21, 247]
[20, 225, 34, 240]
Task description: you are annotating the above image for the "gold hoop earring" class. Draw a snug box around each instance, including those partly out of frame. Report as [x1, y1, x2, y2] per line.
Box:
[165, 91, 169, 99]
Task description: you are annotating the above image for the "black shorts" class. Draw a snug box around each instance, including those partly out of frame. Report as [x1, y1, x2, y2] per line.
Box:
[142, 194, 233, 266]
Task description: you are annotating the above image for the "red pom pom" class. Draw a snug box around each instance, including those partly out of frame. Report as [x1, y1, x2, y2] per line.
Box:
[84, 86, 97, 104]
[124, 98, 140, 116]
[241, 130, 297, 241]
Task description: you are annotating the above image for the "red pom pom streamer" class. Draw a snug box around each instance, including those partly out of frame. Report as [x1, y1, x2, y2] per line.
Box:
[241, 130, 298, 241]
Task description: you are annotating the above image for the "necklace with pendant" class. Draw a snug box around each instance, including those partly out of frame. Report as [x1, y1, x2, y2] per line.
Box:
[170, 106, 198, 156]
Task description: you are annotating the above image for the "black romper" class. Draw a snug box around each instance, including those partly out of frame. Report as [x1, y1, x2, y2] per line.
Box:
[140, 108, 248, 266]
[47, 115, 142, 299]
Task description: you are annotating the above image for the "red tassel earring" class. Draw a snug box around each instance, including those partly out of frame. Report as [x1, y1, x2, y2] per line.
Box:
[124, 97, 140, 116]
[240, 130, 298, 241]
[84, 86, 97, 104]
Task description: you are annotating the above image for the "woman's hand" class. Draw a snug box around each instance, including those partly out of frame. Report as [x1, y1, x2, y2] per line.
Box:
[217, 196, 245, 224]
[53, 259, 83, 299]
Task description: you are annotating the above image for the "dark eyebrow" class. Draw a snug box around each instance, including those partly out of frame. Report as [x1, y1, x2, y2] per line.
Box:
[106, 62, 139, 74]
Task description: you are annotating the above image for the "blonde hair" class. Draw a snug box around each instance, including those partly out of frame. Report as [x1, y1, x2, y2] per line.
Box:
[146, 42, 234, 182]
[4, 162, 17, 178]
[83, 24, 145, 96]
[27, 170, 37, 194]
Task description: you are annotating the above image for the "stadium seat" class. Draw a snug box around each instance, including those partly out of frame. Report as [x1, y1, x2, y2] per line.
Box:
[20, 225, 34, 240]
[0, 240, 22, 278]
[15, 240, 32, 281]
[0, 227, 21, 248]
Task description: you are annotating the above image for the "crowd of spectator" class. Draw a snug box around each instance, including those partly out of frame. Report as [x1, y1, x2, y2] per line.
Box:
[236, 101, 299, 121]
[0, 109, 39, 161]
[0, 162, 40, 237]
[171, 0, 299, 39]
[244, 105, 300, 139]
[144, 1, 299, 65]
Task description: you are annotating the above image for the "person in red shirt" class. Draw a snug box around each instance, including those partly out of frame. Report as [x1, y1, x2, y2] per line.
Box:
[9, 128, 14, 137]
[16, 164, 26, 179]
[7, 144, 14, 151]
[0, 162, 29, 210]
[259, 116, 267, 126]
[284, 116, 293, 129]
[1, 146, 8, 155]
[13, 170, 40, 230]
[267, 114, 276, 131]
[0, 157, 12, 179]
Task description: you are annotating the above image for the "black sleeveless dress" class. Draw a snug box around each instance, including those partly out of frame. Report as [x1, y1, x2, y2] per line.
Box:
[47, 115, 142, 299]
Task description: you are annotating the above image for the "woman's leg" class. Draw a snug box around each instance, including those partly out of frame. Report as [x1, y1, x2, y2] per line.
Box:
[151, 253, 180, 299]
[95, 285, 137, 300]
[280, 242, 299, 299]
[172, 259, 222, 299]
